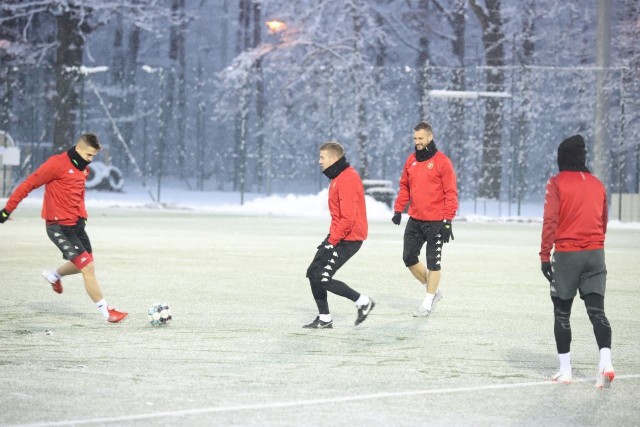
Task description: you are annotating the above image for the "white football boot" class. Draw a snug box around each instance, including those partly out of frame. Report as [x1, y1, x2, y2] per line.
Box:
[595, 364, 615, 388]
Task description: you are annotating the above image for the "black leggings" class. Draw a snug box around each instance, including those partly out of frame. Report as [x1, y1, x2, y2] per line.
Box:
[552, 293, 612, 354]
[306, 240, 362, 315]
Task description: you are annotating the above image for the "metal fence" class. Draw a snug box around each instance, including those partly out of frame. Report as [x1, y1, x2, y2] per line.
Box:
[1, 63, 638, 217]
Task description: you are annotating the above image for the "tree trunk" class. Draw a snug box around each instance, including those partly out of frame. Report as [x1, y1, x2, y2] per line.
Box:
[196, 61, 206, 191]
[417, 0, 431, 120]
[110, 14, 125, 165]
[0, 67, 15, 134]
[0, 13, 25, 135]
[170, 0, 187, 172]
[212, 0, 231, 190]
[234, 0, 251, 192]
[374, 8, 387, 179]
[447, 0, 466, 188]
[470, 0, 505, 200]
[52, 7, 84, 153]
[253, 0, 266, 192]
[515, 0, 535, 214]
[349, 0, 368, 178]
[119, 23, 141, 168]
[157, 68, 170, 203]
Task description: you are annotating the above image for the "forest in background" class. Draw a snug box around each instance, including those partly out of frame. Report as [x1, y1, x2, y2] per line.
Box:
[1, 0, 639, 207]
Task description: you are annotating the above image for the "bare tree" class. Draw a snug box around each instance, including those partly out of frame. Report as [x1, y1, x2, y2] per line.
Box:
[109, 10, 141, 167]
[469, 0, 506, 199]
[233, 0, 251, 193]
[513, 0, 535, 213]
[432, 0, 467, 171]
[415, 0, 431, 120]
[348, 0, 369, 178]
[252, 0, 266, 191]
[52, 4, 90, 153]
[170, 0, 187, 170]
[0, 8, 25, 133]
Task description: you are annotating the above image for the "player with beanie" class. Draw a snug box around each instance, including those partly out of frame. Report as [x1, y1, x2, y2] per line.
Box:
[0, 133, 127, 323]
[540, 134, 614, 388]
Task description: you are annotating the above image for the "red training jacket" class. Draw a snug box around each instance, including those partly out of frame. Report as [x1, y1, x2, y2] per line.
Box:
[539, 171, 607, 262]
[327, 166, 368, 245]
[394, 151, 458, 221]
[6, 152, 89, 225]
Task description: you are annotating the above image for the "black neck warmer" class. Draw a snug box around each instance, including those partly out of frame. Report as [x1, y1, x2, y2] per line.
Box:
[557, 135, 590, 172]
[67, 147, 90, 171]
[415, 140, 438, 162]
[323, 156, 350, 179]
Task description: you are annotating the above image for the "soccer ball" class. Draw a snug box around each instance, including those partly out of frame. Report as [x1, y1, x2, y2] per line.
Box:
[148, 303, 172, 326]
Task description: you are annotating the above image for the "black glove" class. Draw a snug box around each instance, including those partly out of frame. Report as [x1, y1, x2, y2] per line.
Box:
[0, 208, 10, 224]
[391, 212, 402, 225]
[541, 261, 554, 283]
[440, 219, 454, 243]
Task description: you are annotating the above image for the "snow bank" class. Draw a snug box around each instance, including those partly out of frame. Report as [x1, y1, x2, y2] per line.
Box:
[4, 185, 640, 229]
[83, 186, 395, 220]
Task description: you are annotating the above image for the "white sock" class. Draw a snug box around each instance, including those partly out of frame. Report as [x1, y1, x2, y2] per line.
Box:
[47, 270, 61, 282]
[558, 352, 571, 374]
[599, 348, 612, 371]
[319, 314, 332, 322]
[96, 299, 109, 318]
[421, 292, 435, 308]
[355, 294, 370, 307]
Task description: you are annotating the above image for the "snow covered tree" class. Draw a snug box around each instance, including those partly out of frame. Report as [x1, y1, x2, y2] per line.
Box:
[1, 1, 169, 152]
[469, 0, 506, 200]
[217, 0, 390, 182]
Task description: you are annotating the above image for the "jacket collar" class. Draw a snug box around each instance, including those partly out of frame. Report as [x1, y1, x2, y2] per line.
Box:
[322, 156, 350, 179]
[415, 140, 438, 162]
[67, 147, 90, 171]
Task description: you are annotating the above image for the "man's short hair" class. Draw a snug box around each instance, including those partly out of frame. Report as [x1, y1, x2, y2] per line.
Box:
[319, 141, 344, 158]
[414, 121, 433, 133]
[80, 133, 101, 150]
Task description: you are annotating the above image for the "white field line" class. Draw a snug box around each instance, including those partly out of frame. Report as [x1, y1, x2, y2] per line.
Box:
[14, 374, 640, 427]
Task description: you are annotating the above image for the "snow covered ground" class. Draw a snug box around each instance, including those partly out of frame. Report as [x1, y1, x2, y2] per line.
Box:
[1, 194, 639, 426]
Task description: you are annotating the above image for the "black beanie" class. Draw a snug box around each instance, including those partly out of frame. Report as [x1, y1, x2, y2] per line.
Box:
[557, 134, 589, 172]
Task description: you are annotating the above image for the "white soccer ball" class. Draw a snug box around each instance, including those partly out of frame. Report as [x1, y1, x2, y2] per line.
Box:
[148, 303, 172, 326]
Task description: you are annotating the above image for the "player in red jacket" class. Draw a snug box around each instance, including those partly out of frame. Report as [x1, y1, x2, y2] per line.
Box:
[540, 134, 614, 388]
[303, 141, 374, 328]
[0, 133, 127, 323]
[392, 122, 458, 317]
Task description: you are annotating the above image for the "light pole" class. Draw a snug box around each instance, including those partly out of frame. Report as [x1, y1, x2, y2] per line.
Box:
[142, 65, 167, 204]
[262, 19, 287, 196]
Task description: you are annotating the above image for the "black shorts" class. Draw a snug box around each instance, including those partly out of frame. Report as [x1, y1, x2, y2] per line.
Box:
[551, 249, 606, 300]
[403, 217, 444, 270]
[46, 219, 92, 261]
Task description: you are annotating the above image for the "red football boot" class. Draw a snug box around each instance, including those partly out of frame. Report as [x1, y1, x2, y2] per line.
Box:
[42, 271, 63, 294]
[107, 307, 128, 323]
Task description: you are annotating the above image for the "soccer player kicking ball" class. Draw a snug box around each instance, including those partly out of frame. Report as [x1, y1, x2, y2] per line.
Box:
[303, 141, 374, 328]
[0, 133, 127, 323]
[391, 122, 458, 317]
[540, 135, 614, 388]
